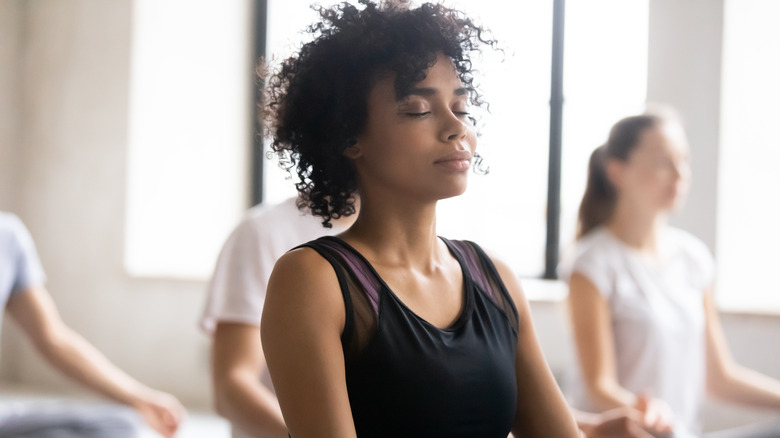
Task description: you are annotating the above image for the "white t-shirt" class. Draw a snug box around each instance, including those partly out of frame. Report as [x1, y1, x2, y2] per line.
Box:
[200, 197, 345, 438]
[559, 226, 715, 438]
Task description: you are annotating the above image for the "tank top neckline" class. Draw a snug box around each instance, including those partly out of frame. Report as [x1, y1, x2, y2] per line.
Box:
[319, 235, 475, 333]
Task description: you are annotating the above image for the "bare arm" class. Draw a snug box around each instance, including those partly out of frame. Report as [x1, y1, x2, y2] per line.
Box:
[704, 289, 780, 410]
[568, 272, 637, 409]
[212, 322, 287, 438]
[568, 273, 673, 435]
[260, 248, 356, 438]
[6, 286, 185, 438]
[490, 257, 580, 437]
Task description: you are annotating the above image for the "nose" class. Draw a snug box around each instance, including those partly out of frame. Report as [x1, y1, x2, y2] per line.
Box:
[440, 111, 468, 142]
[673, 159, 690, 181]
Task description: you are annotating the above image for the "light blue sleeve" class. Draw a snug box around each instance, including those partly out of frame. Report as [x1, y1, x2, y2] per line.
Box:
[10, 216, 46, 295]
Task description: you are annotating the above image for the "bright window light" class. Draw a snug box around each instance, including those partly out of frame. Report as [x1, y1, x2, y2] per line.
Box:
[125, 0, 252, 279]
[717, 0, 780, 313]
[441, 0, 648, 277]
[559, 0, 649, 255]
[262, 0, 341, 205]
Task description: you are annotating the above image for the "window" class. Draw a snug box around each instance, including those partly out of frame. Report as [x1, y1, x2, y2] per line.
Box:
[125, 0, 253, 279]
[259, 0, 650, 278]
[261, 0, 334, 205]
[559, 1, 649, 255]
[717, 0, 780, 313]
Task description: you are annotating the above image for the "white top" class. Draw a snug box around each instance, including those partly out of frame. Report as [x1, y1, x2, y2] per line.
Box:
[559, 226, 715, 438]
[199, 197, 345, 438]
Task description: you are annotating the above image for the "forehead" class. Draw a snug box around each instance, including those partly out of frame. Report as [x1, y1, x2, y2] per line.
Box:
[636, 122, 689, 156]
[370, 55, 463, 102]
[413, 55, 461, 89]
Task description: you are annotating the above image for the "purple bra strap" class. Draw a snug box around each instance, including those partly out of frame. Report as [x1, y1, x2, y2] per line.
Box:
[317, 238, 382, 315]
[443, 239, 495, 302]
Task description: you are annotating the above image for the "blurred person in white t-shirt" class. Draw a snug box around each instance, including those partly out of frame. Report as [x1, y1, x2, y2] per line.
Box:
[561, 112, 780, 438]
[200, 197, 356, 438]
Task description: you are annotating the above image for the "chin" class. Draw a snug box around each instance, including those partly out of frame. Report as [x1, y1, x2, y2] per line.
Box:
[435, 184, 469, 201]
[660, 197, 686, 212]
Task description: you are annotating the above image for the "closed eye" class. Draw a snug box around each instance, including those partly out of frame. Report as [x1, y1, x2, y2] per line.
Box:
[406, 111, 431, 117]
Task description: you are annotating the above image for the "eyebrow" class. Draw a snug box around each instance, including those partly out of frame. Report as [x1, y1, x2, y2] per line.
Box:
[406, 87, 469, 97]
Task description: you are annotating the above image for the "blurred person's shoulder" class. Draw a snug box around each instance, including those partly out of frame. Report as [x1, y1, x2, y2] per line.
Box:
[234, 197, 338, 250]
[665, 227, 713, 262]
[232, 197, 315, 239]
[0, 211, 24, 234]
[574, 227, 625, 262]
[665, 226, 715, 288]
[0, 212, 30, 247]
[558, 227, 622, 284]
[253, 197, 319, 225]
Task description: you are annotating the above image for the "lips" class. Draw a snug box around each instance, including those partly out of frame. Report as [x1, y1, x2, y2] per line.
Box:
[434, 150, 472, 164]
[434, 150, 472, 172]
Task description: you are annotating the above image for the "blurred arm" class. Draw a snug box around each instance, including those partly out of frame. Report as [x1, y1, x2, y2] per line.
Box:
[6, 285, 185, 438]
[212, 322, 287, 438]
[568, 273, 674, 435]
[704, 289, 780, 410]
[568, 272, 638, 409]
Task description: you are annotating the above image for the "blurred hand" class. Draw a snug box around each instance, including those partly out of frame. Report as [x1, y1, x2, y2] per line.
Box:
[133, 390, 186, 437]
[584, 407, 654, 438]
[634, 394, 675, 437]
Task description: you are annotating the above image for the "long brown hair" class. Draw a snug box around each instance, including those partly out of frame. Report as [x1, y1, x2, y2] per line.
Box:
[576, 114, 665, 238]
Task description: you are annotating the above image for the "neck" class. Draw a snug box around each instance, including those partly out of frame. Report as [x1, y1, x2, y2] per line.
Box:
[342, 193, 445, 270]
[606, 200, 666, 252]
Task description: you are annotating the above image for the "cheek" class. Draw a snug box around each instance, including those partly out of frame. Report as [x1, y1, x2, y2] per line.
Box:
[358, 132, 420, 177]
[629, 170, 668, 196]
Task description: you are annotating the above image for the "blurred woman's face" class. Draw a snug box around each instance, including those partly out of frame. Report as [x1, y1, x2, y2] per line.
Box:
[613, 122, 691, 213]
[348, 53, 478, 203]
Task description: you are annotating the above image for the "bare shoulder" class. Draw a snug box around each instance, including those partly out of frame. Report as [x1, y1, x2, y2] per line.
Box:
[264, 246, 346, 332]
[270, 245, 338, 284]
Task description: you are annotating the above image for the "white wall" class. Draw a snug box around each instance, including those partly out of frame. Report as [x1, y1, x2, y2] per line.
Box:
[0, 0, 22, 383]
[0, 0, 213, 408]
[0, 0, 20, 212]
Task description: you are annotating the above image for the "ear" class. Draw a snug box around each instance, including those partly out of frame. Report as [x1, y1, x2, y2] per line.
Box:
[343, 143, 362, 159]
[604, 158, 625, 189]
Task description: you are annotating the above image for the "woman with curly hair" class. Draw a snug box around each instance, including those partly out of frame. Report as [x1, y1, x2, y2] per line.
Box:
[259, 2, 581, 437]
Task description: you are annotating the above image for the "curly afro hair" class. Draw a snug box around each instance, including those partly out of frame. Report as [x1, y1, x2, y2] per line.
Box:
[264, 0, 496, 227]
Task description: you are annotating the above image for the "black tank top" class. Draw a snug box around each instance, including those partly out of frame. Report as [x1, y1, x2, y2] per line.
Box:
[300, 236, 520, 438]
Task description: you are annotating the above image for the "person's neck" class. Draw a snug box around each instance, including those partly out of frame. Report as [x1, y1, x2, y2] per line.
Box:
[342, 194, 445, 271]
[606, 201, 666, 253]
